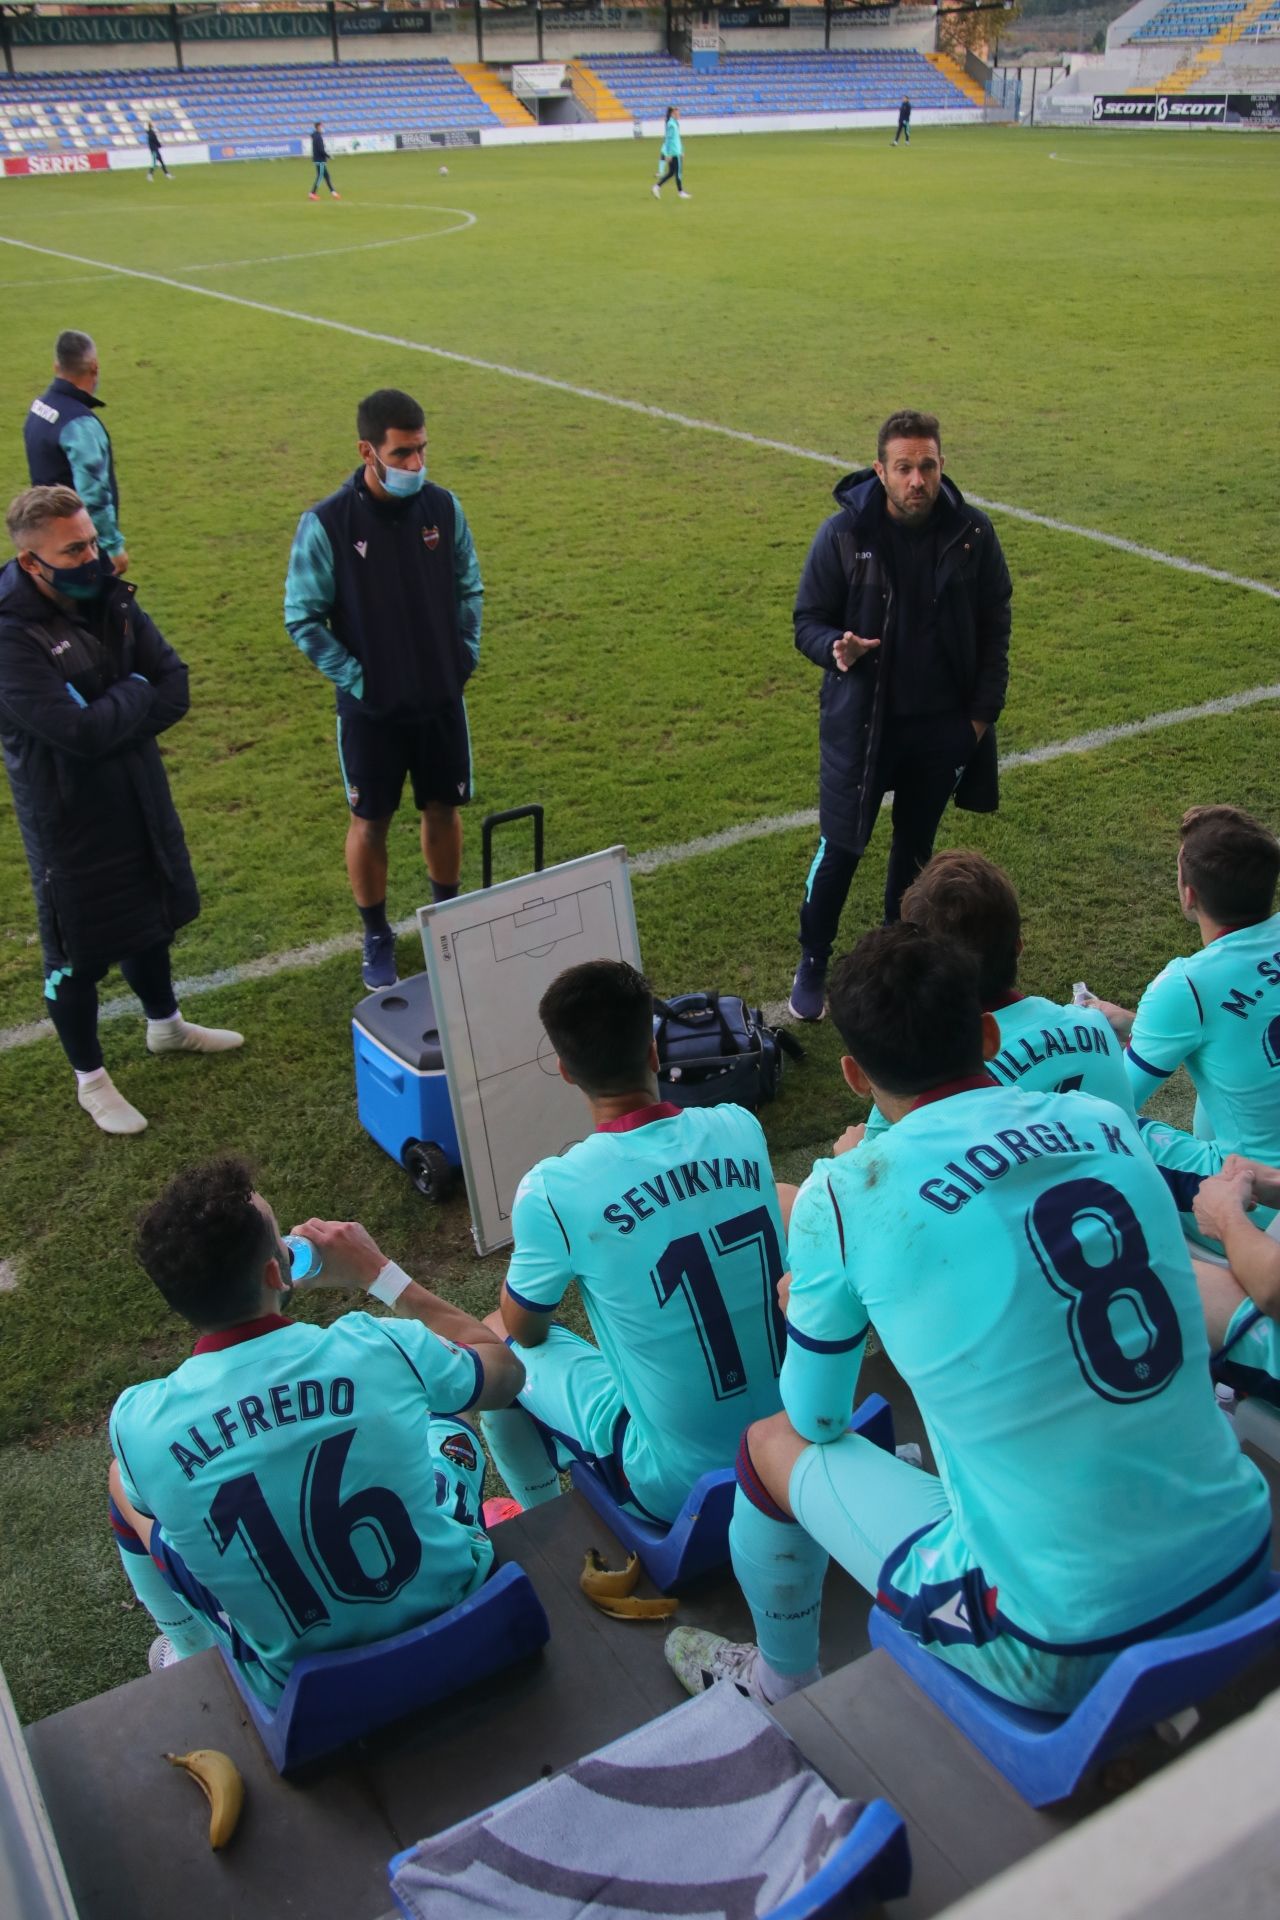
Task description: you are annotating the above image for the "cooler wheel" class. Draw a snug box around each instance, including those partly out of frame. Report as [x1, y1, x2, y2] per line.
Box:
[401, 1140, 456, 1203]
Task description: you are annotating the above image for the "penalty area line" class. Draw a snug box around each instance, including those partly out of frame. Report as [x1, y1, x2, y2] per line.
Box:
[0, 680, 1277, 1056]
[0, 230, 1276, 606]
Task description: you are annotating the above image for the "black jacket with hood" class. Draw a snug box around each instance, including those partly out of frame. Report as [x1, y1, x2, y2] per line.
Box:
[793, 467, 1012, 853]
[0, 559, 198, 971]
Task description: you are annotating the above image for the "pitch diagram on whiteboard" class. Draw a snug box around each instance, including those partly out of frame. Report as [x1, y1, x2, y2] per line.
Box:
[420, 847, 641, 1254]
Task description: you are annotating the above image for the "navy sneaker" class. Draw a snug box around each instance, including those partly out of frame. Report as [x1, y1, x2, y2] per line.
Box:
[361, 928, 397, 990]
[788, 955, 827, 1023]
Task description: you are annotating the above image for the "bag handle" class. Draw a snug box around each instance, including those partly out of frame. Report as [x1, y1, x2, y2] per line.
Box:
[481, 805, 544, 890]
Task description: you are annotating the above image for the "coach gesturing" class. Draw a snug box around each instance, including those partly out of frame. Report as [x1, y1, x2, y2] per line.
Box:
[285, 388, 482, 991]
[788, 409, 1012, 1022]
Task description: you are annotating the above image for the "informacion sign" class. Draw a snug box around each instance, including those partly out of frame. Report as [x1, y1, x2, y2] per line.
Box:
[420, 848, 641, 1256]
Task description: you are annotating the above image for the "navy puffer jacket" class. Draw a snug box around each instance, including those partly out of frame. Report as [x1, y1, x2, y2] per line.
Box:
[794, 468, 1012, 853]
[0, 560, 198, 971]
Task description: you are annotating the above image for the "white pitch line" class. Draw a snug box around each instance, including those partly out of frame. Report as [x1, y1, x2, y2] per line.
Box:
[181, 205, 476, 272]
[1, 681, 1277, 1056]
[0, 228, 1277, 605]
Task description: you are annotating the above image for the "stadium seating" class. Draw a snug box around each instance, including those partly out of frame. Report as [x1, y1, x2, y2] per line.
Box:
[571, 1392, 897, 1590]
[0, 49, 979, 157]
[585, 48, 977, 119]
[220, 1560, 551, 1774]
[1131, 0, 1264, 39]
[868, 1571, 1280, 1806]
[0, 59, 500, 157]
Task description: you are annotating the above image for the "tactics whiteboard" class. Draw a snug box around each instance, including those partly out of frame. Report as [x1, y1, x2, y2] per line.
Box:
[419, 847, 642, 1255]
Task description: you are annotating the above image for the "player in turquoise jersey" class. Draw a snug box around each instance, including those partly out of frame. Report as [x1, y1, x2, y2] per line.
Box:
[860, 851, 1135, 1148]
[1191, 1159, 1280, 1407]
[108, 1158, 524, 1701]
[666, 926, 1270, 1714]
[652, 106, 690, 199]
[481, 961, 790, 1524]
[1086, 806, 1280, 1250]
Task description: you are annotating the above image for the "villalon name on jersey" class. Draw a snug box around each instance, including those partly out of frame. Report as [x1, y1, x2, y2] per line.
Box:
[603, 1156, 763, 1236]
[169, 1375, 357, 1480]
[987, 1019, 1114, 1084]
[919, 1119, 1133, 1215]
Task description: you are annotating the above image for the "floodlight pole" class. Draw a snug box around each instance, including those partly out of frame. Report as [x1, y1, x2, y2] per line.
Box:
[475, 0, 485, 62]
[536, 2, 544, 60]
[825, 0, 832, 51]
[170, 4, 184, 73]
[329, 0, 340, 66]
[0, 9, 13, 78]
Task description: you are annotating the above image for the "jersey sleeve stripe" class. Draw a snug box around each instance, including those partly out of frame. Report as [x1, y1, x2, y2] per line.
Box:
[1126, 1043, 1171, 1082]
[1186, 977, 1205, 1023]
[457, 1345, 484, 1412]
[503, 1280, 557, 1314]
[546, 1194, 572, 1255]
[784, 1319, 868, 1356]
[375, 1325, 429, 1394]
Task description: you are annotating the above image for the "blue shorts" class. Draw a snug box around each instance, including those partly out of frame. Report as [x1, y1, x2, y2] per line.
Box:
[788, 1431, 1270, 1714]
[337, 699, 471, 821]
[1218, 1297, 1280, 1408]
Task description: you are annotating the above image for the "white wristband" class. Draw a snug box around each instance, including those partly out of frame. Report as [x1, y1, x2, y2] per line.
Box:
[368, 1260, 413, 1307]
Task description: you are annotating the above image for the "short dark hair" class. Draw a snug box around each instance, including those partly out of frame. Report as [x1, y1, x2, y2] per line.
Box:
[901, 851, 1021, 1007]
[136, 1157, 273, 1330]
[827, 924, 984, 1097]
[1179, 805, 1279, 925]
[877, 409, 941, 463]
[356, 388, 425, 448]
[539, 960, 654, 1096]
[55, 329, 95, 376]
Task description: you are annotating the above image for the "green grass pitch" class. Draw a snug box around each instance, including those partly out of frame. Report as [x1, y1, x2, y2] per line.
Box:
[0, 126, 1277, 1719]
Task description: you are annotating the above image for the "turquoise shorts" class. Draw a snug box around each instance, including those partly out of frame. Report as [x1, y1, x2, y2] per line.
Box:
[1219, 1298, 1280, 1407]
[511, 1325, 679, 1524]
[788, 1430, 1270, 1714]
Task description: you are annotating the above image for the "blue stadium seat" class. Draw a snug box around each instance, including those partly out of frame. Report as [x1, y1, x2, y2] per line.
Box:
[571, 1393, 897, 1591]
[868, 1571, 1280, 1806]
[221, 1561, 551, 1775]
[765, 1799, 911, 1918]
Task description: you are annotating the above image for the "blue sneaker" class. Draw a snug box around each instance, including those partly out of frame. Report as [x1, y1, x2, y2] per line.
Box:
[788, 955, 827, 1023]
[361, 929, 397, 990]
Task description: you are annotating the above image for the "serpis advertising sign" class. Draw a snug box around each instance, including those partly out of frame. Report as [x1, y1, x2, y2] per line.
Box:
[3, 151, 110, 176]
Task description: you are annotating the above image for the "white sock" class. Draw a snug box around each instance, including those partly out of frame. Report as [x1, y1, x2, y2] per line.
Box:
[757, 1656, 820, 1704]
[75, 1066, 108, 1088]
[146, 1011, 182, 1034]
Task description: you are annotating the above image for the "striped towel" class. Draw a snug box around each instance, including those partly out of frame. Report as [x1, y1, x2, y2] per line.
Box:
[389, 1684, 864, 1918]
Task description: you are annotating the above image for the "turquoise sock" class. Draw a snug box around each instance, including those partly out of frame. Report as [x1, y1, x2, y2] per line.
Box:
[480, 1406, 562, 1507]
[729, 1487, 829, 1677]
[114, 1537, 217, 1658]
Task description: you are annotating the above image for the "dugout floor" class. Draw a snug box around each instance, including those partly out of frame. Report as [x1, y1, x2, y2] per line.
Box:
[25, 1351, 1280, 1920]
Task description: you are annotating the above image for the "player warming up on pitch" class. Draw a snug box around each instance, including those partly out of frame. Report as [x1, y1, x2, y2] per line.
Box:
[285, 388, 483, 988]
[666, 925, 1270, 1711]
[108, 1157, 525, 1692]
[480, 960, 792, 1522]
[309, 121, 339, 200]
[652, 106, 690, 199]
[1083, 805, 1280, 1250]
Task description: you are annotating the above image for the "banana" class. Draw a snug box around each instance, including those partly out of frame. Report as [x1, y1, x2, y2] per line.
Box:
[164, 1748, 245, 1850]
[587, 1593, 679, 1621]
[579, 1548, 641, 1599]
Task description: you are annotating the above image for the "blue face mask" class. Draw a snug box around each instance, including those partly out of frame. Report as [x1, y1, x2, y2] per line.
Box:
[375, 455, 426, 499]
[32, 554, 105, 601]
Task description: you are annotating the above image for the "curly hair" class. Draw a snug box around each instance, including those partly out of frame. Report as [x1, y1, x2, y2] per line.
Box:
[136, 1156, 274, 1329]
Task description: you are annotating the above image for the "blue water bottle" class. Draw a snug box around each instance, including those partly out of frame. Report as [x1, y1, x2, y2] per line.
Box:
[285, 1234, 323, 1286]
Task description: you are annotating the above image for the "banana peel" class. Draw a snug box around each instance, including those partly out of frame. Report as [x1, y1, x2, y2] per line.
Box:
[580, 1548, 678, 1620]
[164, 1747, 245, 1850]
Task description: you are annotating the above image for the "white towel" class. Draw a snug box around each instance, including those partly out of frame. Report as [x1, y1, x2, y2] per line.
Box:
[390, 1684, 865, 1919]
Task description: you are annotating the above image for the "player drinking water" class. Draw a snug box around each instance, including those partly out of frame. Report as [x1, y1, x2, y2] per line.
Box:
[481, 960, 791, 1523]
[652, 107, 690, 200]
[666, 924, 1270, 1712]
[108, 1158, 523, 1696]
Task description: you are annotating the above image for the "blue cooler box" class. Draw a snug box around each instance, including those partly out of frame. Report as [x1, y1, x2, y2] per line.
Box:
[352, 971, 461, 1201]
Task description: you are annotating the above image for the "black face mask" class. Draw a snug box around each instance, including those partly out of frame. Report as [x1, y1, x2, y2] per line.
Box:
[29, 552, 106, 602]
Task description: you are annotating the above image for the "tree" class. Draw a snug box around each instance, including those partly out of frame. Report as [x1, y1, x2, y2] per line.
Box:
[937, 0, 1024, 59]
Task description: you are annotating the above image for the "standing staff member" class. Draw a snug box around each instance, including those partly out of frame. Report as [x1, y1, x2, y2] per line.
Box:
[309, 121, 340, 200]
[789, 409, 1011, 1022]
[652, 107, 690, 199]
[284, 388, 483, 990]
[0, 488, 241, 1135]
[145, 122, 171, 181]
[892, 97, 912, 146]
[24, 330, 128, 577]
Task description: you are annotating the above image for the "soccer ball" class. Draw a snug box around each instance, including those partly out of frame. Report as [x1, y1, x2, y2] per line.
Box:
[439, 164, 449, 176]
